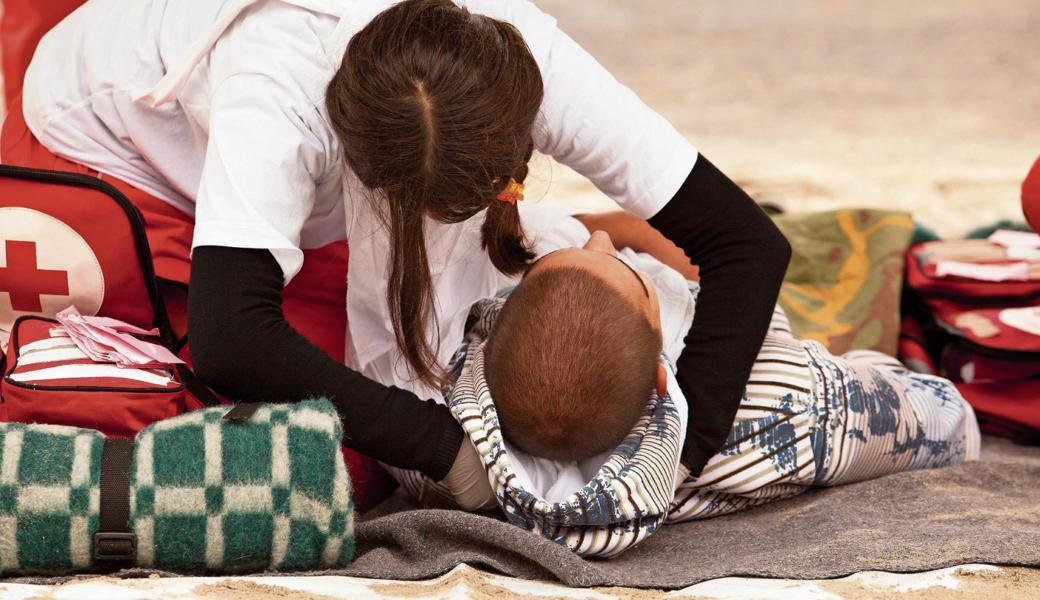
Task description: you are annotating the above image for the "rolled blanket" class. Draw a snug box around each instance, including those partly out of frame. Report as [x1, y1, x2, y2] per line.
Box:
[0, 399, 353, 575]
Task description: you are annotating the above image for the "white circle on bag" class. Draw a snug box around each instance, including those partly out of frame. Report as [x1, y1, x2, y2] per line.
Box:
[0, 207, 105, 345]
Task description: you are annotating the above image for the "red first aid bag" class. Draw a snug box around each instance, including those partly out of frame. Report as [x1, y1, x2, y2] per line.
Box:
[0, 165, 217, 434]
[901, 240, 1040, 444]
[956, 380, 1040, 445]
[0, 165, 163, 335]
[3, 316, 187, 435]
[904, 246, 1040, 382]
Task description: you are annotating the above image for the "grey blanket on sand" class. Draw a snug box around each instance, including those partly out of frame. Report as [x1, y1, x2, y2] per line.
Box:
[340, 438, 1040, 589]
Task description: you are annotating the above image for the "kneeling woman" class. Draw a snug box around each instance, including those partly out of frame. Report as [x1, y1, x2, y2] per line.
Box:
[3, 0, 789, 509]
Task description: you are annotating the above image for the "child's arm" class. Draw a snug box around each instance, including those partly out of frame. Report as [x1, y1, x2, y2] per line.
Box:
[574, 211, 700, 281]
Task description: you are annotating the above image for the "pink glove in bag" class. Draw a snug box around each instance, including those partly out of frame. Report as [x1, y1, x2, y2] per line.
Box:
[51, 306, 184, 368]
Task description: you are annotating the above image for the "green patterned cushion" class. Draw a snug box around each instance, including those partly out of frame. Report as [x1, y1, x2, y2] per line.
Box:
[773, 209, 914, 355]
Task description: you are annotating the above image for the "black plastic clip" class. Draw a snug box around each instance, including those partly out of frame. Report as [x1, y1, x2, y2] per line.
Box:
[93, 532, 137, 562]
[223, 402, 262, 423]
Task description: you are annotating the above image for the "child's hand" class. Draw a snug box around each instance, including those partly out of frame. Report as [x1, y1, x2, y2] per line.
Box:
[574, 211, 700, 282]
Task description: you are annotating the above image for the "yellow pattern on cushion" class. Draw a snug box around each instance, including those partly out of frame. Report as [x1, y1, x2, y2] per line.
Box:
[773, 209, 914, 356]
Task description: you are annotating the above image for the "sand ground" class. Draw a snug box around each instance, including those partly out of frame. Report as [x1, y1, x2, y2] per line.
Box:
[526, 0, 1040, 236]
[2, 1, 1036, 233]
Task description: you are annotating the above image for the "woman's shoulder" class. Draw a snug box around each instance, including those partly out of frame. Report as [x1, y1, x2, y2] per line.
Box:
[454, 0, 558, 64]
[206, 0, 341, 102]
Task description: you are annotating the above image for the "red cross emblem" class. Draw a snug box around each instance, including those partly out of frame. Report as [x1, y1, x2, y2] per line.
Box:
[0, 240, 70, 312]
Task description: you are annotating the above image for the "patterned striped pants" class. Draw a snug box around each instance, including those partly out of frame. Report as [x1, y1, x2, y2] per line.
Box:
[667, 307, 981, 522]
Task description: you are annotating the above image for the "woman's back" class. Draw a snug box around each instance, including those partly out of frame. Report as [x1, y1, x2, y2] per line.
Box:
[22, 0, 342, 228]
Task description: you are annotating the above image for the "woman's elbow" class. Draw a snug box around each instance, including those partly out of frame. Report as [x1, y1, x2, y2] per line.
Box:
[772, 229, 793, 270]
[186, 318, 246, 395]
[755, 223, 791, 285]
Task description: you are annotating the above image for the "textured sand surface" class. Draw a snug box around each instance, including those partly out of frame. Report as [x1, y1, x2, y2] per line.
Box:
[526, 0, 1040, 236]
[2, 1, 1036, 234]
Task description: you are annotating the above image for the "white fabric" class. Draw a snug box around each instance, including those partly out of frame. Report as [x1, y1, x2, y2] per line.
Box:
[15, 346, 90, 367]
[988, 229, 1040, 249]
[22, 0, 697, 285]
[17, 336, 77, 354]
[935, 260, 1030, 282]
[999, 306, 1040, 337]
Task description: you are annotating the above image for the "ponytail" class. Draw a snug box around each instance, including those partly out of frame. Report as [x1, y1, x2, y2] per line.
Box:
[482, 141, 536, 275]
[388, 141, 537, 391]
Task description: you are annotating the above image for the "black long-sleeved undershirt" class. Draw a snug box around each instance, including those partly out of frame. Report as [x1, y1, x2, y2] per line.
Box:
[649, 155, 792, 476]
[187, 246, 463, 481]
[187, 153, 788, 482]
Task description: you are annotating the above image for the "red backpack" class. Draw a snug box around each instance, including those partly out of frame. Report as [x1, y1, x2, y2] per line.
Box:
[0, 164, 219, 435]
[901, 239, 1040, 443]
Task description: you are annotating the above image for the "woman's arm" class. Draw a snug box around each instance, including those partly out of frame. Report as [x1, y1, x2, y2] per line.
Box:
[524, 14, 787, 474]
[573, 159, 789, 478]
[650, 155, 791, 476]
[187, 246, 464, 481]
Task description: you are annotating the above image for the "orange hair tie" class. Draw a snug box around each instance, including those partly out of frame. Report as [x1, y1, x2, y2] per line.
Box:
[496, 179, 525, 206]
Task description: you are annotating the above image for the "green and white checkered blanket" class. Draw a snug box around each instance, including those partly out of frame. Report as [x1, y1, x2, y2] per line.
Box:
[0, 399, 353, 575]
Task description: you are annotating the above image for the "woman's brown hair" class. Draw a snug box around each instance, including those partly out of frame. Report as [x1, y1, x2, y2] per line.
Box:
[327, 0, 543, 388]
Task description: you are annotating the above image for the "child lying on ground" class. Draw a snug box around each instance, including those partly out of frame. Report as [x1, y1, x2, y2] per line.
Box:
[386, 209, 981, 557]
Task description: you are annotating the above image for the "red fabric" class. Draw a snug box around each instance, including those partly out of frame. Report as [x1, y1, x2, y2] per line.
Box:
[2, 99, 394, 510]
[896, 314, 938, 376]
[0, 126, 159, 334]
[906, 249, 1040, 303]
[943, 342, 1040, 383]
[904, 247, 1040, 357]
[0, 0, 87, 107]
[1024, 155, 1040, 233]
[956, 380, 1040, 440]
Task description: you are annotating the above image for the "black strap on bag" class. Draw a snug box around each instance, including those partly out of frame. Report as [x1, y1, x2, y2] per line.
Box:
[154, 280, 223, 409]
[175, 363, 223, 408]
[94, 438, 136, 564]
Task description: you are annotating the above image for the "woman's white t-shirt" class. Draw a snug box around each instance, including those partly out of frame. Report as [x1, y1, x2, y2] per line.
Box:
[22, 0, 699, 400]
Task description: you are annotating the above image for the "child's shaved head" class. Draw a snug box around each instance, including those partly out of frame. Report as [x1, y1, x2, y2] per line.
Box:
[485, 265, 662, 461]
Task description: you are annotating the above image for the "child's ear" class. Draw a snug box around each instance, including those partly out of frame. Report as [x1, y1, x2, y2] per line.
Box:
[656, 363, 669, 397]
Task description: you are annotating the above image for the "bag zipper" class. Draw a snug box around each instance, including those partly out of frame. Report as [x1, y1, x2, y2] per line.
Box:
[3, 316, 185, 393]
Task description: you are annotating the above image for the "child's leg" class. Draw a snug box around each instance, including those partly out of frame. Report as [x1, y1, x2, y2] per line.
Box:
[807, 344, 980, 488]
[768, 304, 795, 337]
[669, 305, 818, 522]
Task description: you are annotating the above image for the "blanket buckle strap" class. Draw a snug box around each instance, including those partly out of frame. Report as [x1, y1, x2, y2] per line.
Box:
[94, 438, 137, 563]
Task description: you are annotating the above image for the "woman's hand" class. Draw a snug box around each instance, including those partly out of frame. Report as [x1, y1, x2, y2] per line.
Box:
[440, 438, 498, 511]
[574, 211, 700, 281]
